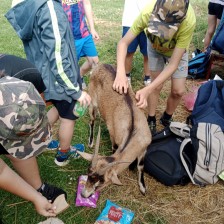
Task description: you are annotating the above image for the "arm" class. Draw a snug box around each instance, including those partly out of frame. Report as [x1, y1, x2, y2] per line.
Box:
[0, 159, 56, 217]
[113, 7, 150, 94]
[136, 47, 186, 108]
[204, 14, 217, 50]
[113, 29, 137, 94]
[83, 0, 99, 40]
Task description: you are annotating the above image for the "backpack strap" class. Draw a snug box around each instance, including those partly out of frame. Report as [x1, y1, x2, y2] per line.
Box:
[179, 138, 198, 185]
[169, 122, 191, 138]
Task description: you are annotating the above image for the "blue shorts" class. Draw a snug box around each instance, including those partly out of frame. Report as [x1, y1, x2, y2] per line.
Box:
[75, 35, 98, 60]
[122, 26, 148, 56]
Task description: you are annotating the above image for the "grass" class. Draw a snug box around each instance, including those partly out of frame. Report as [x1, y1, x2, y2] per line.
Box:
[1, 1, 223, 224]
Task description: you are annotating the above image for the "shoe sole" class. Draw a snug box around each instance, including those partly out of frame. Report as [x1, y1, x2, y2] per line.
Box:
[54, 158, 70, 167]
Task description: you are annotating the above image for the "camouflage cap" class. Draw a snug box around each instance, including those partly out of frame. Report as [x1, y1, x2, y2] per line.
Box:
[0, 76, 51, 159]
[148, 0, 189, 40]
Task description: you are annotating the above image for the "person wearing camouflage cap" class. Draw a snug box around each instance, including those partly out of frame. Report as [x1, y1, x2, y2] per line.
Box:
[0, 75, 67, 217]
[113, 0, 196, 135]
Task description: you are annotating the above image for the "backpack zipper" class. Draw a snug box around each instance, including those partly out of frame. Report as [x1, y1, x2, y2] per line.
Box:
[204, 123, 211, 168]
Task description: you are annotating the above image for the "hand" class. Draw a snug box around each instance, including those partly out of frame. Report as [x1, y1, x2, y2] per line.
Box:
[91, 29, 100, 41]
[77, 91, 91, 107]
[33, 195, 56, 217]
[113, 74, 129, 94]
[135, 87, 150, 109]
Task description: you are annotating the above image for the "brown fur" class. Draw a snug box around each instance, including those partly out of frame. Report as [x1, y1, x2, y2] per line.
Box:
[79, 64, 152, 197]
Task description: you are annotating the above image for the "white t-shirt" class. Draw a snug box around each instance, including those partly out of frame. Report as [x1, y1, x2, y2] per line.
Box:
[209, 0, 224, 5]
[122, 0, 150, 27]
[11, 0, 24, 7]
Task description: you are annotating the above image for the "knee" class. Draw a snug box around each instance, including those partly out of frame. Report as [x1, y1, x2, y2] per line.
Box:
[92, 57, 99, 67]
[171, 89, 185, 98]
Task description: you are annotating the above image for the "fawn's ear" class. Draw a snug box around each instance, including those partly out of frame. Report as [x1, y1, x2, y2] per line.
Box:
[111, 170, 122, 185]
[77, 151, 93, 161]
[77, 151, 103, 161]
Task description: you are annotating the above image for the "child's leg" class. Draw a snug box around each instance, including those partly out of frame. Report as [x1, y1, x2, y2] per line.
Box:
[6, 155, 42, 189]
[125, 52, 135, 75]
[58, 117, 75, 150]
[47, 106, 59, 127]
[79, 35, 99, 77]
[80, 56, 99, 76]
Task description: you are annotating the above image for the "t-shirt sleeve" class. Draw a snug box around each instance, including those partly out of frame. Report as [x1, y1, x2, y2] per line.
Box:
[176, 22, 196, 49]
[130, 4, 153, 36]
[175, 6, 196, 49]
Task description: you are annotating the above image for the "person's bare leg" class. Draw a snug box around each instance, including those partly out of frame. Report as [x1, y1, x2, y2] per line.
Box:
[47, 106, 59, 127]
[204, 15, 217, 50]
[58, 117, 75, 150]
[147, 71, 163, 116]
[80, 56, 99, 77]
[143, 55, 151, 77]
[7, 155, 42, 189]
[165, 77, 186, 115]
[125, 52, 134, 74]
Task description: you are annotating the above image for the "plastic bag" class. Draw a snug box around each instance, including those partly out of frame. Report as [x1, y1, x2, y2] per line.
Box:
[182, 86, 199, 111]
[75, 175, 100, 208]
[95, 200, 134, 224]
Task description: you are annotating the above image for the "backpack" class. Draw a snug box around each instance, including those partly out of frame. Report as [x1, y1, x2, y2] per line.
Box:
[187, 48, 211, 79]
[170, 122, 224, 186]
[187, 80, 224, 131]
[210, 11, 224, 54]
[144, 127, 190, 186]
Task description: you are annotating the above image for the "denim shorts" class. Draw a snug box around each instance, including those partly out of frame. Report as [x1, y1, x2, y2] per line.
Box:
[147, 40, 188, 78]
[122, 26, 148, 56]
[75, 35, 98, 60]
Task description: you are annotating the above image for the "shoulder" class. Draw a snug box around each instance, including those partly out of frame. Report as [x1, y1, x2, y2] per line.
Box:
[179, 4, 196, 32]
[185, 4, 196, 26]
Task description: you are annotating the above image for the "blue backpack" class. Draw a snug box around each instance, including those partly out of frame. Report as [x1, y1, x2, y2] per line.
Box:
[188, 48, 211, 79]
[187, 80, 224, 131]
[210, 11, 224, 54]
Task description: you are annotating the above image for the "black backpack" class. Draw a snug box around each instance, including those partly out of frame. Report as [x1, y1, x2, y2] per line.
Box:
[144, 127, 190, 186]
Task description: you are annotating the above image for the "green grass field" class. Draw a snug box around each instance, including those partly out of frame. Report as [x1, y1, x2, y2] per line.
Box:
[0, 1, 209, 223]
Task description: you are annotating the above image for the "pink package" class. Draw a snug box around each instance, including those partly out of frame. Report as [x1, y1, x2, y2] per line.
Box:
[182, 86, 199, 111]
[75, 175, 100, 208]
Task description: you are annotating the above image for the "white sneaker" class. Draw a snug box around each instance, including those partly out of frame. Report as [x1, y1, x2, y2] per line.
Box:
[127, 76, 131, 87]
[144, 77, 151, 86]
[81, 78, 87, 90]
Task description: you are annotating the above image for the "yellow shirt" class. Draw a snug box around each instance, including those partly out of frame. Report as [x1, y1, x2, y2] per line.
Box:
[131, 0, 196, 57]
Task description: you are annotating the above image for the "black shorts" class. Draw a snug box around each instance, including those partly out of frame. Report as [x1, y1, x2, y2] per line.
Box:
[0, 54, 46, 93]
[208, 2, 224, 19]
[50, 99, 78, 120]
